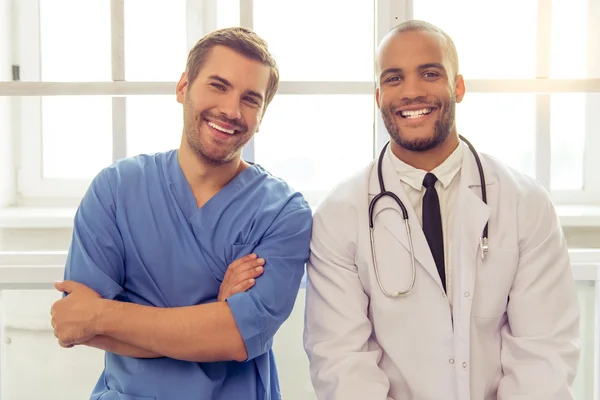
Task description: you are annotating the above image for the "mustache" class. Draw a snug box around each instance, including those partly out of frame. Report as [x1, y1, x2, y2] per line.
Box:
[199, 112, 247, 132]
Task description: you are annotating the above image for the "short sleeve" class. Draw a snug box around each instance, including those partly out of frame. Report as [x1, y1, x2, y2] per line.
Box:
[226, 195, 312, 360]
[64, 168, 126, 300]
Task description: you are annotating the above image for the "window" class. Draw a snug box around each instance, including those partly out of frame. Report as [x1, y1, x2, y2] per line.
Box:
[412, 0, 600, 204]
[10, 0, 242, 202]
[4, 0, 600, 208]
[253, 0, 375, 81]
[248, 0, 376, 205]
[254, 94, 374, 198]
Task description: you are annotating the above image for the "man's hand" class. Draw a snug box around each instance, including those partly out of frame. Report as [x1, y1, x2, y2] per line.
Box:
[51, 280, 104, 348]
[218, 253, 265, 302]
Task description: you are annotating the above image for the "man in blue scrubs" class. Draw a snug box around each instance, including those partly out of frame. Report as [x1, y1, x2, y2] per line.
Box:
[49, 27, 312, 400]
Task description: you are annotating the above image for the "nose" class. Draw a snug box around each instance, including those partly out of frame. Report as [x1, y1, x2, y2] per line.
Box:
[400, 74, 427, 100]
[218, 93, 242, 121]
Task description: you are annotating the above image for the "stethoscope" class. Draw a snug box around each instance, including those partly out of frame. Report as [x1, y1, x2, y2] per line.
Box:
[368, 135, 488, 298]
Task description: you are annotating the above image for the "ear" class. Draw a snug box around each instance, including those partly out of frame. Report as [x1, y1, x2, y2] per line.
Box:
[375, 87, 381, 109]
[454, 74, 466, 103]
[176, 72, 189, 104]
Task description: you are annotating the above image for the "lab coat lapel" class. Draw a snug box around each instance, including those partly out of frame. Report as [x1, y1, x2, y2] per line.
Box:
[454, 149, 494, 284]
[368, 153, 444, 291]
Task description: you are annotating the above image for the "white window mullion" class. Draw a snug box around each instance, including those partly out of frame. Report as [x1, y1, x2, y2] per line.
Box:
[16, 0, 101, 201]
[185, 0, 205, 50]
[3, 78, 600, 97]
[239, 0, 255, 162]
[589, 0, 600, 395]
[462, 79, 600, 93]
[535, 94, 551, 190]
[110, 0, 126, 162]
[239, 0, 253, 30]
[535, 0, 552, 190]
[16, 0, 44, 199]
[583, 0, 600, 204]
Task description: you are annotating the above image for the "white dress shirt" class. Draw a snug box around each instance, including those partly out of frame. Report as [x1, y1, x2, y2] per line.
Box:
[387, 142, 464, 306]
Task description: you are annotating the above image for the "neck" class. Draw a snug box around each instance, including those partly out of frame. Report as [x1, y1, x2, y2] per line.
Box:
[177, 143, 249, 195]
[390, 133, 459, 172]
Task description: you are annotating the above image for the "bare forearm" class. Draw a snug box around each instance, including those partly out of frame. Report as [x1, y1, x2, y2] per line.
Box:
[96, 300, 247, 362]
[82, 335, 163, 359]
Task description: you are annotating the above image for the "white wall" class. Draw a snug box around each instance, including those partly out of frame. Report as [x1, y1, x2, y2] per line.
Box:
[1, 225, 599, 253]
[0, 228, 72, 252]
[0, 0, 15, 208]
[1, 289, 316, 400]
[0, 284, 596, 399]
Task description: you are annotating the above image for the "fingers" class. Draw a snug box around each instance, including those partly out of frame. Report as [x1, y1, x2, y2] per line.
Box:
[224, 256, 265, 282]
[219, 256, 266, 301]
[228, 254, 258, 270]
[227, 265, 264, 296]
[236, 265, 264, 284]
[53, 280, 78, 293]
[231, 278, 257, 294]
[233, 257, 265, 274]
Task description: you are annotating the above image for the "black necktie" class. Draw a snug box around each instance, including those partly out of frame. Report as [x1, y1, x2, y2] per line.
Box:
[422, 173, 446, 292]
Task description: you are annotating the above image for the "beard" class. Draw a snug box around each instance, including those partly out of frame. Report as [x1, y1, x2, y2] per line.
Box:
[182, 97, 249, 166]
[381, 95, 456, 152]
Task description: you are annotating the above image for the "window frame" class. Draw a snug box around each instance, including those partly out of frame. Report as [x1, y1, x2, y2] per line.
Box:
[9, 0, 212, 204]
[3, 0, 600, 207]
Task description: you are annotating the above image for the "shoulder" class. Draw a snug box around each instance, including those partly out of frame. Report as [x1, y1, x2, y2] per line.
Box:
[81, 151, 174, 212]
[481, 152, 550, 203]
[479, 152, 558, 241]
[247, 164, 313, 224]
[101, 150, 173, 185]
[307, 162, 374, 245]
[314, 161, 373, 220]
[91, 150, 174, 197]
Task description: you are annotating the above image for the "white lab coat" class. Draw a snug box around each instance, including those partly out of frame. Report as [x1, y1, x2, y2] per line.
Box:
[303, 147, 580, 400]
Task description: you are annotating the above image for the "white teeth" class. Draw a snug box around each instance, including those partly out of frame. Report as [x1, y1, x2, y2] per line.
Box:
[207, 121, 235, 134]
[400, 108, 433, 118]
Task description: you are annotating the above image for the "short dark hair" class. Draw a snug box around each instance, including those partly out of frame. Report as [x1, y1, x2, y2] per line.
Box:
[185, 27, 280, 109]
[377, 20, 459, 78]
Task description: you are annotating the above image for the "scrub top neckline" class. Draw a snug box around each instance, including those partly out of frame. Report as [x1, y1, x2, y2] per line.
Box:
[165, 149, 264, 221]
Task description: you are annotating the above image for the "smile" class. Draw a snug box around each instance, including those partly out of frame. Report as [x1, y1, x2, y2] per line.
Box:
[399, 108, 434, 119]
[206, 120, 236, 135]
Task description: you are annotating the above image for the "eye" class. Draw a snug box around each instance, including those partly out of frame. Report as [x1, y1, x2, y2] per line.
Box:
[423, 72, 441, 79]
[385, 76, 402, 83]
[243, 96, 259, 105]
[211, 82, 226, 91]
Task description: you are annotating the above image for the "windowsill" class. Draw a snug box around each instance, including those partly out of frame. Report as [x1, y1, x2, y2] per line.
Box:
[0, 207, 76, 228]
[1, 204, 600, 229]
[554, 205, 600, 228]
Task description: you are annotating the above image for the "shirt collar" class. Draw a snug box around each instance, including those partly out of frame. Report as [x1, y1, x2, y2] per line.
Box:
[387, 141, 464, 191]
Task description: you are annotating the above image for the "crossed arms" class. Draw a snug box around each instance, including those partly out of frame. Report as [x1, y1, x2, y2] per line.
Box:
[50, 170, 312, 363]
[51, 254, 266, 361]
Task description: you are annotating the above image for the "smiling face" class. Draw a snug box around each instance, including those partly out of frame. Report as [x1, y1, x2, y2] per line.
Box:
[176, 45, 271, 166]
[376, 29, 465, 152]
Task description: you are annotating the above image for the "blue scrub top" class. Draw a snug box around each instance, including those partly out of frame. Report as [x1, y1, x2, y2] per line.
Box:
[64, 150, 312, 400]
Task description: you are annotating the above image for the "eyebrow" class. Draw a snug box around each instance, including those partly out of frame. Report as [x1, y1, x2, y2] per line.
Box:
[208, 75, 264, 103]
[379, 63, 447, 80]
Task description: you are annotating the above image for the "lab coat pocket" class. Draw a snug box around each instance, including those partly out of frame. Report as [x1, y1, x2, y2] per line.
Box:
[471, 249, 519, 319]
[97, 389, 156, 400]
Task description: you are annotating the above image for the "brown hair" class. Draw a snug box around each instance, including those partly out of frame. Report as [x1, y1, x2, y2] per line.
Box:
[185, 27, 280, 111]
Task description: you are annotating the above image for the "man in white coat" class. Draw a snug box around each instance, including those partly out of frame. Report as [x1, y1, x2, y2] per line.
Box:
[303, 20, 580, 400]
